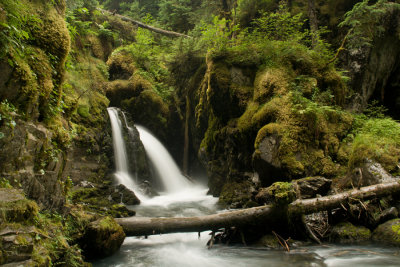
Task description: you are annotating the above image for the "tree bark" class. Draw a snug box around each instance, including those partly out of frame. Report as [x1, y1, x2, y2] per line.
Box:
[97, 8, 191, 38]
[307, 0, 319, 47]
[116, 181, 400, 236]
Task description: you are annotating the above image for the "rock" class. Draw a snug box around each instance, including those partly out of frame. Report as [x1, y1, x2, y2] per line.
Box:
[377, 207, 399, 226]
[330, 222, 371, 243]
[372, 218, 400, 246]
[256, 234, 281, 249]
[0, 189, 39, 223]
[112, 184, 140, 205]
[293, 176, 332, 199]
[252, 133, 284, 186]
[255, 182, 296, 206]
[218, 181, 255, 208]
[80, 216, 126, 260]
[348, 160, 397, 187]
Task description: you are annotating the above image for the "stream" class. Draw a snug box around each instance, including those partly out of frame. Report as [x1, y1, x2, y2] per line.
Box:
[100, 108, 400, 267]
[94, 189, 400, 267]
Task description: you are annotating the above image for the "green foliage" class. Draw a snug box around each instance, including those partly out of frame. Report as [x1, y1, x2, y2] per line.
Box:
[348, 116, 400, 171]
[0, 178, 12, 188]
[200, 16, 239, 53]
[364, 100, 388, 118]
[339, 0, 400, 49]
[0, 0, 40, 58]
[0, 100, 17, 139]
[252, 3, 308, 43]
[114, 19, 174, 100]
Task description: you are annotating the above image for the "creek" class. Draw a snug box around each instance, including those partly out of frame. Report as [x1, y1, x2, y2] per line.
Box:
[99, 108, 400, 267]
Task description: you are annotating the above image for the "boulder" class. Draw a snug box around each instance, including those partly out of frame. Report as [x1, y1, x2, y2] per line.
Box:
[255, 182, 296, 206]
[111, 184, 140, 205]
[330, 222, 371, 243]
[0, 189, 38, 223]
[80, 217, 126, 260]
[252, 133, 284, 186]
[348, 160, 397, 187]
[372, 218, 400, 246]
[293, 176, 332, 199]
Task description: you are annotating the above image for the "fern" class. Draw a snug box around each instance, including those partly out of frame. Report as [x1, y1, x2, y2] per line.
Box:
[339, 0, 400, 49]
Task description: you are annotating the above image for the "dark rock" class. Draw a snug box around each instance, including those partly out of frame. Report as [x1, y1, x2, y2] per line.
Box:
[377, 207, 399, 225]
[80, 216, 126, 260]
[330, 222, 371, 243]
[293, 176, 332, 199]
[112, 184, 140, 205]
[252, 133, 284, 186]
[372, 218, 400, 246]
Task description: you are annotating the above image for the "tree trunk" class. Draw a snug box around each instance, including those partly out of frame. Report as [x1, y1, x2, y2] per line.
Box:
[116, 181, 400, 236]
[307, 0, 319, 47]
[97, 8, 191, 38]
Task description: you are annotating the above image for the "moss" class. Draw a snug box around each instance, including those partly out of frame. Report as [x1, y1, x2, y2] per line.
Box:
[330, 222, 371, 243]
[0, 199, 39, 223]
[218, 181, 253, 208]
[80, 216, 125, 260]
[237, 101, 259, 131]
[253, 68, 289, 102]
[77, 105, 90, 118]
[267, 181, 296, 206]
[373, 219, 400, 245]
[254, 123, 282, 149]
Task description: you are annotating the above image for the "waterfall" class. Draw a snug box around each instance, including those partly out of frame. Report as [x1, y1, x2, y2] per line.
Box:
[107, 107, 145, 199]
[136, 126, 190, 193]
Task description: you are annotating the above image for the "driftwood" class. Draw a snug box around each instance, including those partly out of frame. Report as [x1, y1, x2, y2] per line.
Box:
[116, 181, 400, 236]
[97, 8, 191, 38]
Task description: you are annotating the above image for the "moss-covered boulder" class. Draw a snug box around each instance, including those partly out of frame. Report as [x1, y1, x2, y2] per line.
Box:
[218, 180, 257, 208]
[0, 189, 39, 224]
[330, 222, 371, 244]
[80, 216, 125, 260]
[255, 182, 296, 206]
[372, 219, 400, 246]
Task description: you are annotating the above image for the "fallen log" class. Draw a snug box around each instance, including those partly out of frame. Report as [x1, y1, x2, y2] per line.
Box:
[116, 181, 400, 236]
[97, 8, 191, 38]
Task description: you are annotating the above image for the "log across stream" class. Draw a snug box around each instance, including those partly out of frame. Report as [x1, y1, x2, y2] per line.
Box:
[116, 181, 400, 236]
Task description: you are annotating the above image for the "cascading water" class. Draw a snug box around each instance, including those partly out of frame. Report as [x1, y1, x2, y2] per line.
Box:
[136, 125, 191, 193]
[107, 107, 145, 200]
[99, 108, 399, 267]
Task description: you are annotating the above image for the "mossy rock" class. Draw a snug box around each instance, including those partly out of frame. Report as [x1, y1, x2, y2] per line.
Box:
[372, 219, 400, 246]
[218, 181, 254, 208]
[80, 216, 125, 260]
[255, 182, 296, 206]
[0, 189, 39, 223]
[330, 222, 371, 244]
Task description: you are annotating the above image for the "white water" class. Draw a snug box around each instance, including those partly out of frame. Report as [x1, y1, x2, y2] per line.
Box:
[136, 125, 191, 193]
[107, 107, 146, 200]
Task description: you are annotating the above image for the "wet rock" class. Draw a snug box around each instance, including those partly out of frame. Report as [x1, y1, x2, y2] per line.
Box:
[330, 222, 371, 243]
[140, 180, 159, 197]
[293, 176, 332, 199]
[111, 184, 140, 205]
[80, 216, 126, 260]
[372, 218, 400, 246]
